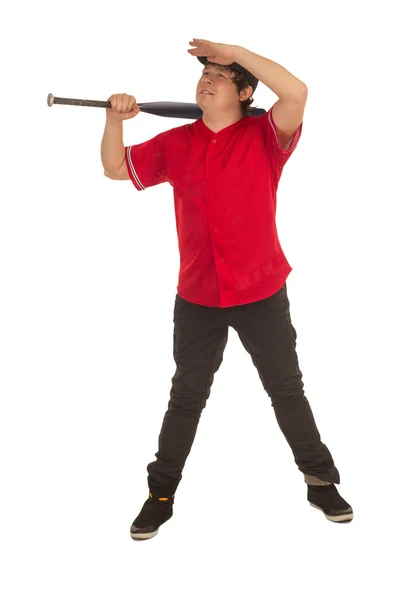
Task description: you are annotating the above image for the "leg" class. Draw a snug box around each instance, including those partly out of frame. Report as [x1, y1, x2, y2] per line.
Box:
[229, 283, 340, 484]
[147, 294, 229, 486]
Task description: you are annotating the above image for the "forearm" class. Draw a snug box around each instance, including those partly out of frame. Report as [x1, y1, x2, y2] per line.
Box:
[233, 46, 307, 100]
[101, 119, 125, 175]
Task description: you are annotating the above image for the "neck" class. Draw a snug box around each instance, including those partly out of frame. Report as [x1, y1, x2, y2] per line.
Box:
[201, 109, 244, 133]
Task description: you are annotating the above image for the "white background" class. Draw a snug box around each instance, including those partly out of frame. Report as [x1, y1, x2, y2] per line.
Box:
[1, 0, 399, 598]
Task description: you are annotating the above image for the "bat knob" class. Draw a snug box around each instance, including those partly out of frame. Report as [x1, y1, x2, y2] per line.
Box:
[47, 93, 54, 107]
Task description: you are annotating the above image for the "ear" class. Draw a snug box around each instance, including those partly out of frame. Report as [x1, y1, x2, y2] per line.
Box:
[240, 86, 253, 101]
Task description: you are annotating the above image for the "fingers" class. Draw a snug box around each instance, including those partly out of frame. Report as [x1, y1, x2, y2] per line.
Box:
[107, 93, 137, 114]
[127, 95, 137, 113]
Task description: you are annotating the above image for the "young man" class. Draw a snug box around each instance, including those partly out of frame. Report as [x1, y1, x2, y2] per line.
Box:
[101, 39, 353, 540]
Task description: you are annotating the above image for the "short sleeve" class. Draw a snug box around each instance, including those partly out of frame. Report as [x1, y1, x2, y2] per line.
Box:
[261, 101, 303, 185]
[125, 130, 170, 191]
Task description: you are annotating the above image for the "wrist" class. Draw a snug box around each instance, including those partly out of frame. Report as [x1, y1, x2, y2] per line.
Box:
[106, 116, 123, 126]
[232, 45, 244, 62]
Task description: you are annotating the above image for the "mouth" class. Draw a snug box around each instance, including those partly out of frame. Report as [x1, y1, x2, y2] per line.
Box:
[200, 90, 214, 95]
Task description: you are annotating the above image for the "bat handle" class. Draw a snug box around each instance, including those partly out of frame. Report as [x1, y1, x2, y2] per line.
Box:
[47, 93, 112, 108]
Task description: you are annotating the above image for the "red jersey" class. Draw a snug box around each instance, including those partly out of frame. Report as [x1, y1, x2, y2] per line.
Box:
[125, 102, 302, 308]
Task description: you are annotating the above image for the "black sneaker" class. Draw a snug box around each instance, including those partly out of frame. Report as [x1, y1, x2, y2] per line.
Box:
[307, 483, 353, 522]
[130, 477, 182, 540]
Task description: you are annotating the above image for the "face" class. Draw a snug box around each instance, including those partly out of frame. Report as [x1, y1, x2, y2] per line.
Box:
[196, 63, 250, 112]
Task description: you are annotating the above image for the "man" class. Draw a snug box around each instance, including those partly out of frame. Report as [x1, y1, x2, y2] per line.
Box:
[101, 39, 353, 541]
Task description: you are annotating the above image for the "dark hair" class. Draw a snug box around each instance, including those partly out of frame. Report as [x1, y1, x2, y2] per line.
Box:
[204, 61, 255, 117]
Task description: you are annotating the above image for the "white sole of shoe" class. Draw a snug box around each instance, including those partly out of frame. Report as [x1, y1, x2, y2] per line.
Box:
[309, 502, 353, 522]
[130, 528, 159, 540]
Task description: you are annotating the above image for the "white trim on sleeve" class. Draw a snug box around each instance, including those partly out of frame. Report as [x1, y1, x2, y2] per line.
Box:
[268, 107, 297, 152]
[127, 146, 145, 190]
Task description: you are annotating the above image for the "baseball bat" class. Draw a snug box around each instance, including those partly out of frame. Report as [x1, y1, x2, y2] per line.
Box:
[47, 93, 266, 119]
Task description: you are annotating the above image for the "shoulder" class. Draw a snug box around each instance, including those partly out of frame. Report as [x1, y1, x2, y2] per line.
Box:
[165, 122, 192, 136]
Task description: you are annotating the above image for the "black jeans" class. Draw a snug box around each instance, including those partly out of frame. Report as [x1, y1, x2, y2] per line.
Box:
[147, 283, 340, 487]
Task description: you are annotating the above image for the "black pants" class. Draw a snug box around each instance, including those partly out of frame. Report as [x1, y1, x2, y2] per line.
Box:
[147, 283, 340, 487]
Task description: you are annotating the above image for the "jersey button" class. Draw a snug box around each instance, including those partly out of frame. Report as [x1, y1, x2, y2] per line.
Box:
[212, 139, 217, 143]
[214, 228, 219, 232]
[220, 258, 224, 262]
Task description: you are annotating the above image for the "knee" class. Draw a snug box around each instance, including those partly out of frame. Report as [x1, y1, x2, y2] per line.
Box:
[169, 389, 207, 413]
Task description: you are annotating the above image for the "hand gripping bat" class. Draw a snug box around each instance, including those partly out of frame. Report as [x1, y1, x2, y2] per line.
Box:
[47, 93, 266, 119]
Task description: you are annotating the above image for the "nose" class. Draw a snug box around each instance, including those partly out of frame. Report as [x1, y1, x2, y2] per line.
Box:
[201, 74, 213, 85]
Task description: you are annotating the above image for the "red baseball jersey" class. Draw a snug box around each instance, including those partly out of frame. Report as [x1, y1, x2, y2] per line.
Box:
[125, 103, 302, 308]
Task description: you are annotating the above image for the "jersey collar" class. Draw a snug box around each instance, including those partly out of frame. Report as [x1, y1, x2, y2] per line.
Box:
[194, 115, 250, 139]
